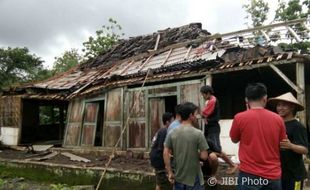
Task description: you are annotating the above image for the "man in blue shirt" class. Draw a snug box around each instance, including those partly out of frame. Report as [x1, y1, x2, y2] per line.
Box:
[167, 104, 181, 134]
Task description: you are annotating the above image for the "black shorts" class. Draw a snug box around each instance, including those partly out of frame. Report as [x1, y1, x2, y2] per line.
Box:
[201, 158, 212, 177]
[155, 169, 169, 188]
[205, 132, 222, 153]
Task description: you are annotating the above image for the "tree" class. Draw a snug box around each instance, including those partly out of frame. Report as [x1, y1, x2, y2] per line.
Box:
[82, 18, 124, 59]
[52, 49, 81, 74]
[243, 0, 270, 27]
[274, 0, 309, 53]
[275, 0, 308, 21]
[0, 47, 50, 89]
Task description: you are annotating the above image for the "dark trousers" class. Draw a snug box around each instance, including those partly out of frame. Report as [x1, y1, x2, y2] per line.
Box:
[174, 176, 204, 190]
[282, 178, 303, 190]
[237, 171, 281, 190]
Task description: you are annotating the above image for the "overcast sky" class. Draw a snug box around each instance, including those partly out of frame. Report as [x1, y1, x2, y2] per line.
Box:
[0, 0, 279, 68]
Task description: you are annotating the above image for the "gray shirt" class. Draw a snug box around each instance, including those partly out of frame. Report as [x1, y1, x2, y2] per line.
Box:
[164, 124, 209, 186]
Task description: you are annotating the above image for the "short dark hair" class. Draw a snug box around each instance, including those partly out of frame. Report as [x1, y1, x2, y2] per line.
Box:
[162, 112, 174, 124]
[178, 102, 198, 120]
[174, 104, 181, 115]
[200, 85, 214, 94]
[245, 83, 267, 101]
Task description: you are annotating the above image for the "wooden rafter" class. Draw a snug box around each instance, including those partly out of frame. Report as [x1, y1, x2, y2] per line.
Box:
[160, 49, 173, 67]
[269, 64, 303, 94]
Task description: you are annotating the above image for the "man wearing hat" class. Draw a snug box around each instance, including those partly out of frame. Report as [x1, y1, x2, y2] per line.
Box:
[269, 92, 308, 190]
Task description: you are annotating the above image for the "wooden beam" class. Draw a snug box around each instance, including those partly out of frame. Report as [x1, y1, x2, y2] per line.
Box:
[260, 30, 270, 44]
[160, 49, 173, 67]
[205, 74, 212, 86]
[184, 46, 192, 60]
[269, 64, 303, 94]
[296, 62, 306, 126]
[286, 26, 302, 42]
[138, 55, 153, 71]
[154, 34, 160, 51]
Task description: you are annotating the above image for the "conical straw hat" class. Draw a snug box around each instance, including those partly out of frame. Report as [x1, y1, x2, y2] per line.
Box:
[268, 92, 304, 111]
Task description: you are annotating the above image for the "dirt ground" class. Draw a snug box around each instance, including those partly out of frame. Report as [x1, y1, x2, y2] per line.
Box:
[0, 148, 153, 173]
[0, 147, 239, 190]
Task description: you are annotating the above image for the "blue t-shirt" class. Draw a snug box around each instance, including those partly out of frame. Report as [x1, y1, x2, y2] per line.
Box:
[167, 120, 181, 134]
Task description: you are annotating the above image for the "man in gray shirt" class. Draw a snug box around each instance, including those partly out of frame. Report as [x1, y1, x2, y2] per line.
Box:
[164, 102, 209, 190]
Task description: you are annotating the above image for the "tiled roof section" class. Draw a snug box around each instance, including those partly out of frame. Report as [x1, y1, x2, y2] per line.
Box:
[79, 50, 294, 97]
[27, 43, 288, 93]
[80, 23, 211, 69]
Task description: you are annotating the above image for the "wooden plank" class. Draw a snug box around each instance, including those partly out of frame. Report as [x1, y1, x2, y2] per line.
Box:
[106, 88, 122, 121]
[138, 55, 153, 71]
[128, 121, 145, 148]
[130, 91, 146, 118]
[61, 152, 91, 163]
[104, 125, 121, 147]
[160, 49, 173, 67]
[148, 86, 177, 95]
[269, 64, 303, 94]
[81, 103, 99, 146]
[149, 98, 165, 139]
[64, 123, 82, 146]
[32, 145, 53, 152]
[296, 62, 306, 126]
[27, 151, 58, 161]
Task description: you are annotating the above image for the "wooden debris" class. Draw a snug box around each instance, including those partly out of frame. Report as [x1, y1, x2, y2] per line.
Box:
[61, 152, 91, 163]
[32, 145, 53, 152]
[9, 146, 27, 151]
[26, 151, 58, 161]
[25, 151, 51, 159]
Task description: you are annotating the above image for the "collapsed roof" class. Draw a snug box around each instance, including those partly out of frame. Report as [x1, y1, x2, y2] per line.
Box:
[2, 22, 305, 100]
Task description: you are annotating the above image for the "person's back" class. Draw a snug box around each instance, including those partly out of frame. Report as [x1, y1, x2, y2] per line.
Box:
[230, 83, 286, 190]
[232, 108, 285, 179]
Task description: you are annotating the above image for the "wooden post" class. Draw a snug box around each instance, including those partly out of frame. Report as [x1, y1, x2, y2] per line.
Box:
[296, 62, 306, 126]
[205, 74, 212, 86]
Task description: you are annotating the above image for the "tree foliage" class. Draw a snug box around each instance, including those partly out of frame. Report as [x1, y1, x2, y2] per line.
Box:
[0, 47, 50, 89]
[275, 0, 308, 21]
[243, 0, 270, 27]
[52, 49, 81, 74]
[82, 18, 124, 59]
[274, 0, 310, 52]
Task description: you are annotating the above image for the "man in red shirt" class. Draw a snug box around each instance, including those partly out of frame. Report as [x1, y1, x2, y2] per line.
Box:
[200, 85, 237, 175]
[230, 83, 286, 190]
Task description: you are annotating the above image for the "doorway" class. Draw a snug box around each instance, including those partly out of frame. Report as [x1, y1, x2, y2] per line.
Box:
[80, 100, 105, 146]
[149, 96, 177, 144]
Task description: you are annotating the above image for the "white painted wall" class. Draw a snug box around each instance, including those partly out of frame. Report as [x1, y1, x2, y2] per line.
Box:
[219, 119, 239, 163]
[0, 127, 19, 145]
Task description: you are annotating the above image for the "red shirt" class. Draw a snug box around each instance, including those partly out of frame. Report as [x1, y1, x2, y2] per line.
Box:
[230, 108, 286, 179]
[202, 95, 216, 118]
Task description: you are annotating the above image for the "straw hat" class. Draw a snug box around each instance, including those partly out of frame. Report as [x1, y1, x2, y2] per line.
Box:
[268, 92, 304, 111]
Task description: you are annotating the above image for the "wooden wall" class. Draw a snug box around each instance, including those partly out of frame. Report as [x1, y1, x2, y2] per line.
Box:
[0, 96, 21, 129]
[63, 98, 84, 146]
[0, 96, 21, 145]
[104, 88, 122, 147]
[126, 90, 146, 148]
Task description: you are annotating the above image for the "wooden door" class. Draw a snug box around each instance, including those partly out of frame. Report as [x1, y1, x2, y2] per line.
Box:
[80, 102, 99, 146]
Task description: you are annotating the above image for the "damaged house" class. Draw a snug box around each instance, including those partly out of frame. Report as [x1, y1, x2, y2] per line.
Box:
[0, 19, 309, 156]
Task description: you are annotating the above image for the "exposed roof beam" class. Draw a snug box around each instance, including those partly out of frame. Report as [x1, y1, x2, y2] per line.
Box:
[269, 64, 303, 94]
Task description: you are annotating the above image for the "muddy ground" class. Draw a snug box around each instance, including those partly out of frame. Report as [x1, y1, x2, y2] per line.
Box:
[0, 148, 238, 190]
[0, 148, 152, 173]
